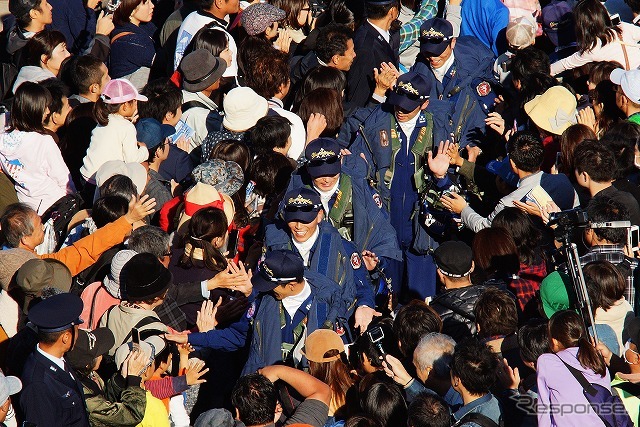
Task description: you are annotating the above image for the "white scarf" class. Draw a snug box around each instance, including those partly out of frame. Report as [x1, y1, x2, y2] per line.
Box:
[314, 180, 340, 213]
[292, 227, 320, 265]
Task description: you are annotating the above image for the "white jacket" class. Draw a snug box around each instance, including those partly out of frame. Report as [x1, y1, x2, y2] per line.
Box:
[80, 114, 149, 182]
[0, 130, 74, 214]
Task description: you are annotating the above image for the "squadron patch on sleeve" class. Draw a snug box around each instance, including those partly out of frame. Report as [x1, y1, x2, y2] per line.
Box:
[373, 193, 383, 208]
[351, 253, 362, 269]
[476, 81, 491, 97]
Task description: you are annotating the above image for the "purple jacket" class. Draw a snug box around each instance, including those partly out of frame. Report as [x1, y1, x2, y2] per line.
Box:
[537, 347, 611, 427]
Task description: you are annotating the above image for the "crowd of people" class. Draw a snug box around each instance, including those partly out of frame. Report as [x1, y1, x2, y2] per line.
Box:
[2, 0, 640, 425]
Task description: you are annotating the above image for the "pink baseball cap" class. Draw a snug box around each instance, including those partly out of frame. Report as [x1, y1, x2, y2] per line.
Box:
[101, 78, 148, 104]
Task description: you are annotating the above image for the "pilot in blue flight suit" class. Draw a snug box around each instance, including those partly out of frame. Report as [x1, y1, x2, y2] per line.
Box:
[265, 187, 379, 334]
[350, 71, 457, 300]
[412, 17, 498, 148]
[20, 293, 89, 427]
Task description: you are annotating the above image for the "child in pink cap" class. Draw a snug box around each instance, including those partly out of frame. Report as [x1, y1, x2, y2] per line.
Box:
[80, 78, 150, 185]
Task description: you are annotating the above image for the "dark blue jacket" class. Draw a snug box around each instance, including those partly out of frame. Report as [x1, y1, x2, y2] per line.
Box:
[242, 271, 345, 374]
[350, 105, 454, 253]
[265, 220, 374, 310]
[49, 0, 97, 54]
[109, 22, 157, 78]
[20, 350, 90, 427]
[186, 294, 254, 351]
[411, 36, 497, 148]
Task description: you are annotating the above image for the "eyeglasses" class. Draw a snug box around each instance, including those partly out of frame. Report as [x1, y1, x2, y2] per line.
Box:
[308, 155, 340, 168]
[285, 204, 321, 213]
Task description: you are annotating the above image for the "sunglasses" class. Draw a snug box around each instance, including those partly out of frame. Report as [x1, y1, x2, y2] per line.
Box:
[285, 204, 321, 213]
[394, 105, 417, 114]
[308, 156, 340, 168]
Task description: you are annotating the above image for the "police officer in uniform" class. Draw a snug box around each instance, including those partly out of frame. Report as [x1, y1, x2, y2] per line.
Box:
[265, 188, 379, 333]
[412, 18, 497, 148]
[346, 0, 401, 108]
[287, 137, 403, 306]
[20, 293, 89, 427]
[350, 71, 457, 300]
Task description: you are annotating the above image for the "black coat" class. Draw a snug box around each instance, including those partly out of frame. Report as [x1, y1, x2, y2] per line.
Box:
[345, 21, 400, 109]
[20, 349, 90, 427]
[430, 284, 490, 342]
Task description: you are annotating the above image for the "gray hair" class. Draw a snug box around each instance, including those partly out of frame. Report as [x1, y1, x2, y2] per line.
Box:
[414, 333, 456, 379]
[128, 225, 171, 259]
[1, 203, 36, 248]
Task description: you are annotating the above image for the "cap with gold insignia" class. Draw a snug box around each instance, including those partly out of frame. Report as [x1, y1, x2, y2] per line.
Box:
[251, 250, 305, 292]
[419, 18, 454, 57]
[305, 138, 342, 178]
[283, 188, 322, 223]
[386, 71, 431, 112]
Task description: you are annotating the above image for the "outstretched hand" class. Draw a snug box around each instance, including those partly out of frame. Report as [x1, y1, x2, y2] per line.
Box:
[427, 140, 453, 178]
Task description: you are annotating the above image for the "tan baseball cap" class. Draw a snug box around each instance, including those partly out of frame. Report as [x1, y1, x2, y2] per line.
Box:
[302, 329, 345, 363]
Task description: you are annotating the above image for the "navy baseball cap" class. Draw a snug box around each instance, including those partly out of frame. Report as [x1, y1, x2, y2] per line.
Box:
[542, 1, 575, 47]
[252, 250, 305, 292]
[136, 118, 175, 150]
[305, 138, 342, 178]
[387, 71, 431, 112]
[28, 293, 84, 333]
[420, 18, 454, 57]
[283, 188, 322, 223]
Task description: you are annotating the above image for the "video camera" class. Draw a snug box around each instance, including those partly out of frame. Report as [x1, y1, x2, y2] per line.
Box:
[309, 0, 326, 18]
[547, 207, 589, 229]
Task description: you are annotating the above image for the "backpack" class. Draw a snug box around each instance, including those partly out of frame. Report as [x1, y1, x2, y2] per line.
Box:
[557, 355, 634, 427]
[40, 193, 85, 251]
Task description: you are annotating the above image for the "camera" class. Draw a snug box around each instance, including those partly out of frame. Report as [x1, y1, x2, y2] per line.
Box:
[547, 208, 589, 229]
[105, 0, 121, 13]
[309, 0, 326, 18]
[366, 326, 386, 356]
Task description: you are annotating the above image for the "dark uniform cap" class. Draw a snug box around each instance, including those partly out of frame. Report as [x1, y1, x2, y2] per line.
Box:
[419, 18, 454, 57]
[305, 138, 342, 178]
[433, 241, 473, 278]
[28, 293, 84, 332]
[386, 71, 431, 112]
[251, 249, 304, 293]
[283, 187, 322, 224]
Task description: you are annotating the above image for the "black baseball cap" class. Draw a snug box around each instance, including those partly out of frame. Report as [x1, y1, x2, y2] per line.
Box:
[283, 188, 322, 224]
[419, 18, 455, 57]
[251, 250, 305, 292]
[433, 241, 473, 278]
[66, 328, 115, 370]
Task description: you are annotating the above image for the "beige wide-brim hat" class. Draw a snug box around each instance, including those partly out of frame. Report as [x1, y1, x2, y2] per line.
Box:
[176, 182, 235, 237]
[524, 85, 577, 135]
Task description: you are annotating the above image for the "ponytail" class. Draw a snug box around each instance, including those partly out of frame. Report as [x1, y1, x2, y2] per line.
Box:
[93, 97, 125, 126]
[549, 310, 607, 377]
[577, 336, 607, 377]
